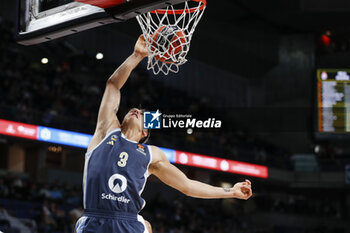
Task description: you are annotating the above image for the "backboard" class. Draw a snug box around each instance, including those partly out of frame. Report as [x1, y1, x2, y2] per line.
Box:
[16, 0, 188, 45]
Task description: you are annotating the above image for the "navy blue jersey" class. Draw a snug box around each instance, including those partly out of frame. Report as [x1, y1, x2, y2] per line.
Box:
[83, 128, 152, 213]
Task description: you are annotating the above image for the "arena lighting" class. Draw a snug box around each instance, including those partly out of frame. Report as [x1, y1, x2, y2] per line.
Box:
[41, 57, 49, 64]
[314, 145, 320, 154]
[320, 35, 331, 46]
[48, 146, 62, 153]
[96, 52, 104, 60]
[0, 119, 268, 178]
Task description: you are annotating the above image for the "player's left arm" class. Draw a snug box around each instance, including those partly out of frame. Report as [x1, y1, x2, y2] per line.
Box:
[149, 146, 252, 200]
[87, 36, 148, 151]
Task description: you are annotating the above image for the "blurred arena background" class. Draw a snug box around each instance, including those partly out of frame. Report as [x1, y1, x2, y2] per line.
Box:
[0, 0, 350, 232]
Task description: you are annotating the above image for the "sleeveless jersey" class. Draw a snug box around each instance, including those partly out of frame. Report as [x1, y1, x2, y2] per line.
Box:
[83, 128, 152, 214]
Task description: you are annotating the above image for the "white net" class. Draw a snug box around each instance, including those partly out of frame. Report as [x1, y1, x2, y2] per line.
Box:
[136, 0, 206, 75]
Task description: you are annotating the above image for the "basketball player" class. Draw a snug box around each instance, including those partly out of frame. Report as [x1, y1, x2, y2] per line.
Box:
[75, 36, 253, 233]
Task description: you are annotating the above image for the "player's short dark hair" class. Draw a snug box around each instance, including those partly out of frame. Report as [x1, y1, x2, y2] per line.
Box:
[139, 128, 151, 144]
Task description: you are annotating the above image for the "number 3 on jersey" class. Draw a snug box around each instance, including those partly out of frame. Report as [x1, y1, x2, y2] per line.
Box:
[117, 152, 129, 167]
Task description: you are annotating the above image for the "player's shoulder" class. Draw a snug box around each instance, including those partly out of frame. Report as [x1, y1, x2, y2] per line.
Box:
[148, 145, 161, 157]
[147, 145, 170, 174]
[148, 145, 168, 162]
[148, 145, 160, 152]
[87, 127, 121, 153]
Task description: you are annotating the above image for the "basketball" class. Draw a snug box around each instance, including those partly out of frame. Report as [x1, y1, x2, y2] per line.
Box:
[150, 25, 187, 64]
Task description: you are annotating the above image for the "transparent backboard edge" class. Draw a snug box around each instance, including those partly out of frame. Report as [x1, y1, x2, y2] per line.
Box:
[23, 1, 104, 34]
[33, 0, 81, 19]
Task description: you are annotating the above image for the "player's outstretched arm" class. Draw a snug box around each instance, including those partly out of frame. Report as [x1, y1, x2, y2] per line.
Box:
[149, 146, 253, 200]
[88, 36, 148, 151]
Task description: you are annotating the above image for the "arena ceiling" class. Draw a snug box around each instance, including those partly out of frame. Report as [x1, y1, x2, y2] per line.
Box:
[2, 0, 350, 78]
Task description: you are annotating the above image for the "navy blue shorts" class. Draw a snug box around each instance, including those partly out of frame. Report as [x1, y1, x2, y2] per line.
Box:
[75, 209, 148, 233]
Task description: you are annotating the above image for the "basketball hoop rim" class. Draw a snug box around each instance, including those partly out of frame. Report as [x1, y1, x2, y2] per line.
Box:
[150, 0, 206, 15]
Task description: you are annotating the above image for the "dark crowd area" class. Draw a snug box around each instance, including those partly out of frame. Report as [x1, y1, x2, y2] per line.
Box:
[0, 18, 291, 170]
[0, 173, 346, 233]
[0, 172, 82, 233]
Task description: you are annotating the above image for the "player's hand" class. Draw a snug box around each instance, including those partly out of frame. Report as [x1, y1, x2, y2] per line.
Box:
[232, 179, 252, 200]
[134, 35, 149, 59]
